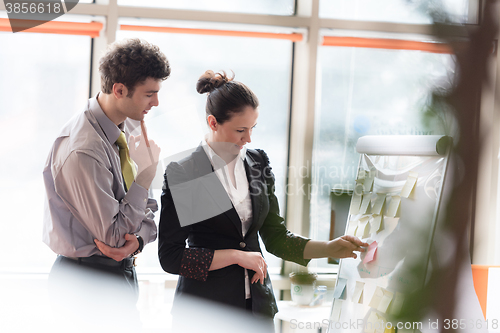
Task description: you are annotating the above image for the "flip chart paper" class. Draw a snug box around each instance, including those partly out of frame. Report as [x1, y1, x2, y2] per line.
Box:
[363, 241, 378, 264]
[372, 194, 386, 215]
[333, 277, 347, 300]
[371, 214, 383, 234]
[331, 299, 343, 322]
[360, 193, 372, 214]
[386, 195, 401, 218]
[400, 172, 418, 198]
[352, 281, 364, 303]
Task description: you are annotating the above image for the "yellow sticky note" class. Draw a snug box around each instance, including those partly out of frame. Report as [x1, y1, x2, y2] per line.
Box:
[384, 326, 396, 333]
[360, 192, 372, 214]
[386, 195, 401, 218]
[347, 221, 358, 236]
[372, 194, 386, 215]
[401, 172, 418, 198]
[365, 312, 386, 333]
[352, 281, 364, 304]
[331, 299, 343, 322]
[371, 214, 383, 234]
[364, 177, 374, 192]
[369, 286, 384, 309]
[377, 289, 394, 313]
[389, 292, 405, 315]
[357, 170, 366, 183]
[365, 312, 378, 333]
[349, 187, 363, 215]
[356, 216, 371, 239]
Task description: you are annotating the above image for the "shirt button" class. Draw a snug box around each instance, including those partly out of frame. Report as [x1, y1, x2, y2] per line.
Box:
[239, 242, 246, 248]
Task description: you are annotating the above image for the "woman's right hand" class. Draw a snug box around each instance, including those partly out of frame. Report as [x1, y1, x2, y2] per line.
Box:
[236, 251, 267, 285]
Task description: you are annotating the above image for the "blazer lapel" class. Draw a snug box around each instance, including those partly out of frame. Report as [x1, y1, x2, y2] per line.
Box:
[244, 152, 264, 238]
[192, 145, 243, 237]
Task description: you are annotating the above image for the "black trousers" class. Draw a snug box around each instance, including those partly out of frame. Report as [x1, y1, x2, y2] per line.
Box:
[48, 255, 141, 332]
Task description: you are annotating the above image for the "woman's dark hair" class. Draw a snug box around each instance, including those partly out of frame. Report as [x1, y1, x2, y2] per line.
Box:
[196, 70, 259, 124]
[99, 38, 171, 97]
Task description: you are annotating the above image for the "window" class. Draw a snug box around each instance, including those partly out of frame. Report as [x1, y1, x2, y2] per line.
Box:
[309, 39, 455, 270]
[117, 23, 293, 271]
[0, 31, 91, 270]
[319, 0, 470, 24]
[118, 0, 296, 16]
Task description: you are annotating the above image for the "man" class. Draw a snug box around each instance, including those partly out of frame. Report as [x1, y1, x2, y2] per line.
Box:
[42, 38, 170, 331]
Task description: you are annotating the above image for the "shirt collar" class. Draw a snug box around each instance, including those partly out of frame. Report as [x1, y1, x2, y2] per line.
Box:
[89, 92, 123, 144]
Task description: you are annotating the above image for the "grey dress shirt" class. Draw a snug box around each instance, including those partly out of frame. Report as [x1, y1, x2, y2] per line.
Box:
[42, 94, 157, 258]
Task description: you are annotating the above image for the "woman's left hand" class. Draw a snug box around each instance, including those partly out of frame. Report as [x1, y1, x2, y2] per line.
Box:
[325, 236, 369, 259]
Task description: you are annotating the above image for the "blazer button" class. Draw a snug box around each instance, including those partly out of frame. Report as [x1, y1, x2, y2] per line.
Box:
[239, 242, 246, 248]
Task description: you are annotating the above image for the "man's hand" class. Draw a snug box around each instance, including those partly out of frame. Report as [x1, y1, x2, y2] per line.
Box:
[94, 234, 139, 261]
[129, 134, 161, 190]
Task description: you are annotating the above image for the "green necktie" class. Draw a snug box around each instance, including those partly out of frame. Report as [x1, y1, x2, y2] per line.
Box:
[116, 132, 137, 191]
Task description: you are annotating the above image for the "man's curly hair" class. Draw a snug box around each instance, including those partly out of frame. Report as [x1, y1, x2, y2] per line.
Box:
[99, 38, 171, 97]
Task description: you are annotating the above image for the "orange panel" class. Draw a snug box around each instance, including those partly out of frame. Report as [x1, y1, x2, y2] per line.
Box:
[0, 18, 103, 37]
[120, 25, 303, 42]
[322, 36, 453, 54]
[471, 265, 489, 319]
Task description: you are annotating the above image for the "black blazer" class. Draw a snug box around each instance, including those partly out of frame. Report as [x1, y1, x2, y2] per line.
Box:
[158, 146, 310, 318]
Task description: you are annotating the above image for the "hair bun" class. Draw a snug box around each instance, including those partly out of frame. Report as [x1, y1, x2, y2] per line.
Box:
[196, 70, 234, 94]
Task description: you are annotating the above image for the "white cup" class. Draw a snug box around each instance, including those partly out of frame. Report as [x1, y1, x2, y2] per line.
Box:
[291, 282, 316, 305]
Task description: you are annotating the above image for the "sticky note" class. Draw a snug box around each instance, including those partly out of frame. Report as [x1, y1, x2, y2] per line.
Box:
[372, 194, 386, 215]
[389, 292, 405, 315]
[347, 221, 358, 236]
[384, 326, 395, 333]
[365, 312, 378, 333]
[360, 193, 372, 214]
[349, 191, 362, 215]
[377, 289, 394, 313]
[365, 312, 385, 333]
[369, 286, 384, 309]
[352, 281, 364, 303]
[375, 313, 387, 333]
[356, 217, 370, 239]
[400, 172, 418, 198]
[363, 241, 377, 264]
[357, 170, 366, 183]
[333, 277, 347, 300]
[386, 195, 401, 218]
[371, 214, 383, 234]
[364, 177, 374, 192]
[331, 299, 343, 322]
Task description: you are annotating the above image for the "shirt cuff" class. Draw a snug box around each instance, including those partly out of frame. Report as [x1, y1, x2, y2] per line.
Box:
[134, 224, 157, 244]
[289, 237, 312, 267]
[124, 181, 148, 211]
[179, 248, 214, 282]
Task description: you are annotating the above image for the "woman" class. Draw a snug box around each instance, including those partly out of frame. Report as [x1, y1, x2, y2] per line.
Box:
[158, 70, 367, 321]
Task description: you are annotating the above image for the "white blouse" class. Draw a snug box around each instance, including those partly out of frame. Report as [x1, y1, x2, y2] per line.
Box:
[202, 140, 253, 299]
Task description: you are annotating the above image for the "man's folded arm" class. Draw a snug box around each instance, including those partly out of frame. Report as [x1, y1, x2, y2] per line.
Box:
[54, 150, 155, 248]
